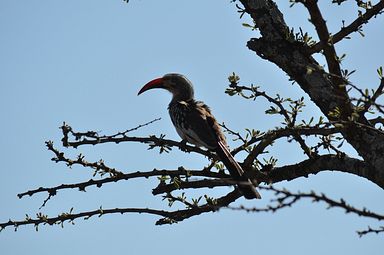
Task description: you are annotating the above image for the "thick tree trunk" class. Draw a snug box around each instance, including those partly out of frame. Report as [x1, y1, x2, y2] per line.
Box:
[240, 0, 384, 186]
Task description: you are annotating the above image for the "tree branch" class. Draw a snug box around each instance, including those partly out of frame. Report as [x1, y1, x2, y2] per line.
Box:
[302, 0, 343, 77]
[227, 185, 384, 236]
[310, 0, 384, 54]
[259, 154, 380, 187]
[150, 178, 257, 196]
[240, 0, 384, 178]
[1, 190, 242, 231]
[357, 226, 384, 237]
[301, 0, 349, 113]
[226, 83, 315, 160]
[236, 125, 342, 163]
[60, 123, 212, 157]
[370, 116, 384, 126]
[17, 168, 229, 199]
[155, 189, 242, 225]
[363, 77, 384, 113]
[0, 207, 172, 231]
[46, 141, 124, 177]
[61, 117, 161, 146]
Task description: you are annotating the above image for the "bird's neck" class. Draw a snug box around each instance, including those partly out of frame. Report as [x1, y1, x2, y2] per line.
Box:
[170, 90, 194, 103]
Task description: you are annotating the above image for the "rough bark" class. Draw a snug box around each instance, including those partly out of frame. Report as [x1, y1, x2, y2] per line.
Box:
[239, 0, 384, 187]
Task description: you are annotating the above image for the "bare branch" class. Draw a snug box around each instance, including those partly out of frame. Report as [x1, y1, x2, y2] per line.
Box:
[363, 77, 384, 113]
[228, 185, 384, 237]
[2, 190, 242, 231]
[60, 123, 212, 157]
[152, 178, 252, 195]
[227, 84, 291, 122]
[228, 83, 317, 157]
[0, 207, 172, 231]
[301, 0, 348, 107]
[357, 226, 384, 237]
[310, 1, 384, 54]
[302, 0, 342, 75]
[17, 168, 229, 199]
[370, 116, 384, 126]
[347, 80, 384, 115]
[155, 189, 242, 225]
[221, 122, 247, 144]
[46, 141, 124, 177]
[258, 154, 380, 188]
[61, 118, 161, 145]
[226, 83, 343, 158]
[260, 186, 384, 221]
[237, 126, 341, 164]
[19, 154, 373, 201]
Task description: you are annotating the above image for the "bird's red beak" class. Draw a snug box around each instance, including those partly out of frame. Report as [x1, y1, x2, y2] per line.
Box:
[138, 77, 164, 95]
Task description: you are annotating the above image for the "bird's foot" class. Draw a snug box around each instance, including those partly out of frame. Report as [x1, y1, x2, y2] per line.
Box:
[178, 139, 189, 152]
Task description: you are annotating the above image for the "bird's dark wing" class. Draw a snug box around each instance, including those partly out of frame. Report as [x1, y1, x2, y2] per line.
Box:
[178, 100, 224, 149]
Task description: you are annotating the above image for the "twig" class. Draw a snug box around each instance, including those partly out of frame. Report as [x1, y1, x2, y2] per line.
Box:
[153, 178, 244, 195]
[163, 192, 196, 209]
[347, 81, 384, 115]
[220, 122, 247, 144]
[302, 0, 348, 107]
[241, 125, 341, 166]
[0, 207, 172, 231]
[310, 1, 384, 54]
[227, 185, 384, 222]
[228, 84, 291, 122]
[228, 84, 320, 161]
[303, 0, 342, 77]
[233, 125, 342, 156]
[227, 185, 384, 237]
[1, 190, 242, 231]
[357, 226, 384, 237]
[62, 118, 161, 141]
[363, 78, 384, 113]
[259, 154, 376, 187]
[369, 116, 384, 126]
[60, 123, 212, 157]
[46, 141, 124, 177]
[17, 168, 229, 199]
[155, 189, 242, 225]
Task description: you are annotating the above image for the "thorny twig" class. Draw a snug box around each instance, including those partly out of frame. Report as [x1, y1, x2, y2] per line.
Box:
[46, 141, 124, 177]
[227, 185, 384, 236]
[226, 83, 316, 161]
[1, 190, 242, 231]
[309, 0, 384, 54]
[61, 122, 212, 157]
[17, 168, 230, 199]
[347, 77, 384, 115]
[357, 226, 384, 237]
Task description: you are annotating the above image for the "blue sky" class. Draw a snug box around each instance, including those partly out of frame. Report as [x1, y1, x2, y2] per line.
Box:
[0, 0, 383, 254]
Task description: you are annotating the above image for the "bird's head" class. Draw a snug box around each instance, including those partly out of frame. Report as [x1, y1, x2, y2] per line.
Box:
[138, 73, 194, 101]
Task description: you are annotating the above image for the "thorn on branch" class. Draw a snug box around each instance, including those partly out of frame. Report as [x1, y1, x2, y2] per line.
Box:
[309, 1, 384, 54]
[227, 185, 384, 235]
[357, 225, 384, 237]
[58, 121, 212, 157]
[45, 141, 124, 177]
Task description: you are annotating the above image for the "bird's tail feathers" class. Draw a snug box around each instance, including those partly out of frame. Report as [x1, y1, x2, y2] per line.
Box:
[216, 141, 261, 199]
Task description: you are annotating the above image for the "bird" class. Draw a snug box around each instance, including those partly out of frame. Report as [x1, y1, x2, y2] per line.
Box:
[138, 73, 261, 199]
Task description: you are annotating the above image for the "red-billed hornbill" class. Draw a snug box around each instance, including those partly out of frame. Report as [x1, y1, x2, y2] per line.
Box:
[138, 73, 261, 199]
